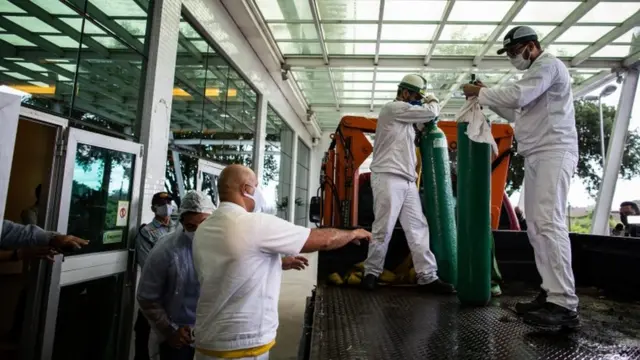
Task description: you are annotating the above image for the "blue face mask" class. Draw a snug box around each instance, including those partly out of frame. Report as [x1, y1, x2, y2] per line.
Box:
[409, 100, 422, 106]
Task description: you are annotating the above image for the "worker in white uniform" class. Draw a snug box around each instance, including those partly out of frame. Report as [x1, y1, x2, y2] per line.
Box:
[192, 164, 372, 360]
[362, 74, 455, 294]
[462, 25, 579, 328]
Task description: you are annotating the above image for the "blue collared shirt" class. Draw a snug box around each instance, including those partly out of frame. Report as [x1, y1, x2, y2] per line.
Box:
[1, 220, 52, 249]
[137, 225, 199, 338]
[135, 218, 174, 268]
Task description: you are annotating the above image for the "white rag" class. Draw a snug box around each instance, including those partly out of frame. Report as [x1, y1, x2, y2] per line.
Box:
[455, 97, 498, 155]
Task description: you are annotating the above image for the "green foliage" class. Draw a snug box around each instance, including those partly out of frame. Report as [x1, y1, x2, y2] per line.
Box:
[506, 100, 640, 197]
[569, 211, 617, 234]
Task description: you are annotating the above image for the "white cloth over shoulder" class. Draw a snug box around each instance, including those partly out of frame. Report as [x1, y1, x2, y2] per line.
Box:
[455, 98, 498, 155]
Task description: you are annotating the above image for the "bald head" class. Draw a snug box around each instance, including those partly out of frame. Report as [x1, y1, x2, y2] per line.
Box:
[218, 164, 258, 211]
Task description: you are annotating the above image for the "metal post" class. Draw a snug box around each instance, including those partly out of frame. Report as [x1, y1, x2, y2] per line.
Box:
[591, 67, 640, 235]
[598, 98, 606, 170]
[289, 135, 299, 223]
[253, 94, 268, 181]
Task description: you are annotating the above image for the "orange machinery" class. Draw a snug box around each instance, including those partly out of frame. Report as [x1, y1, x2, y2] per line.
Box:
[319, 115, 515, 229]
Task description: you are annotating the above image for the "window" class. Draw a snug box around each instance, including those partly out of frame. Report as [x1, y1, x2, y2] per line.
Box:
[169, 13, 258, 170]
[295, 141, 310, 226]
[0, 0, 151, 136]
[262, 106, 294, 220]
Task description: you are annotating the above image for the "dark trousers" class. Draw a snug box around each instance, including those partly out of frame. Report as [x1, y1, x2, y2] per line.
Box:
[159, 342, 195, 360]
[134, 310, 150, 360]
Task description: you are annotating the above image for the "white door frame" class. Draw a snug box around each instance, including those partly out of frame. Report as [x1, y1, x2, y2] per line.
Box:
[196, 159, 224, 207]
[40, 127, 143, 360]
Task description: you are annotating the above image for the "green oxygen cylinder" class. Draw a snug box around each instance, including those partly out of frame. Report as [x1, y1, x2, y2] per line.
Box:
[457, 122, 492, 305]
[420, 121, 457, 287]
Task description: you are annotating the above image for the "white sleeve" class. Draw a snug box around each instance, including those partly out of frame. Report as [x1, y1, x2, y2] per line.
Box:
[478, 61, 558, 109]
[488, 106, 516, 123]
[255, 214, 311, 255]
[389, 101, 439, 124]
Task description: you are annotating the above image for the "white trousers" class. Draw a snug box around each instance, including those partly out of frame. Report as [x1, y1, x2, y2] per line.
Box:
[523, 151, 579, 311]
[195, 351, 269, 360]
[364, 172, 438, 284]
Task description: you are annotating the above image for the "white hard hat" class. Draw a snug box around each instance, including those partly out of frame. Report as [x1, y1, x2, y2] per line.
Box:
[180, 190, 216, 215]
[399, 74, 427, 96]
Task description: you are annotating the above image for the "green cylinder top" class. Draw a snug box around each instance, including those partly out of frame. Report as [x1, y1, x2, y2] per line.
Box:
[421, 121, 443, 137]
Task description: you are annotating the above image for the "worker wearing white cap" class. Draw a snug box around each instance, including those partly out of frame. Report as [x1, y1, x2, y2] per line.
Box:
[138, 191, 215, 360]
[362, 74, 455, 294]
[462, 25, 579, 328]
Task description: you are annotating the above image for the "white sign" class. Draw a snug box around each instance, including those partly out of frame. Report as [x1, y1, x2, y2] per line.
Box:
[116, 200, 129, 227]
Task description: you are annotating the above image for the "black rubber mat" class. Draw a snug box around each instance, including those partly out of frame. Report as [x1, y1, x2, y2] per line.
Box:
[308, 285, 640, 360]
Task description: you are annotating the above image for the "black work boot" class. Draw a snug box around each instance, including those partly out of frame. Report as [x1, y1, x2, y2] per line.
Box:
[524, 302, 580, 329]
[418, 279, 456, 294]
[515, 290, 546, 315]
[362, 274, 377, 291]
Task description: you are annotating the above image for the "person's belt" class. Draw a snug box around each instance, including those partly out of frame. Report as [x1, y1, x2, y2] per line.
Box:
[196, 339, 275, 359]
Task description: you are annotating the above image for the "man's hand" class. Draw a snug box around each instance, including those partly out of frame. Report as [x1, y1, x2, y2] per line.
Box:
[167, 326, 193, 349]
[350, 228, 372, 245]
[18, 246, 58, 262]
[50, 234, 89, 250]
[423, 94, 439, 104]
[462, 84, 482, 98]
[282, 256, 309, 271]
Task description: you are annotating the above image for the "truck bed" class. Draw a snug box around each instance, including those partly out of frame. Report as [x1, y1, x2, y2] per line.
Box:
[304, 284, 640, 360]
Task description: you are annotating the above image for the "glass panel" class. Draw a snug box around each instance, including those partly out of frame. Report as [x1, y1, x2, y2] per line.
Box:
[449, 1, 513, 21]
[341, 98, 370, 105]
[383, 1, 447, 21]
[327, 42, 377, 55]
[294, 70, 331, 82]
[1, 0, 150, 136]
[278, 42, 323, 55]
[592, 45, 632, 58]
[340, 82, 375, 91]
[381, 25, 437, 41]
[432, 43, 483, 56]
[318, 0, 380, 20]
[375, 82, 400, 91]
[201, 172, 220, 207]
[52, 273, 124, 360]
[439, 25, 497, 42]
[165, 152, 199, 205]
[547, 45, 588, 57]
[378, 43, 429, 56]
[254, 0, 313, 21]
[323, 24, 379, 41]
[338, 71, 374, 81]
[66, 143, 134, 254]
[512, 2, 579, 22]
[339, 91, 371, 98]
[263, 107, 294, 220]
[555, 26, 615, 43]
[578, 2, 640, 23]
[171, 14, 257, 169]
[615, 30, 637, 44]
[268, 23, 318, 40]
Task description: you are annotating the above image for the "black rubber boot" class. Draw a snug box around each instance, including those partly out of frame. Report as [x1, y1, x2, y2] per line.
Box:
[515, 290, 546, 315]
[418, 279, 456, 294]
[523, 302, 580, 329]
[362, 274, 377, 291]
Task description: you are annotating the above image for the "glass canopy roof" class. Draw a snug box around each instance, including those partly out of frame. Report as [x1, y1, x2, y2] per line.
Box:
[253, 0, 640, 129]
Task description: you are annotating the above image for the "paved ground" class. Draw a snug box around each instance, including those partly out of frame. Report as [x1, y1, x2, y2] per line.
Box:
[271, 253, 318, 360]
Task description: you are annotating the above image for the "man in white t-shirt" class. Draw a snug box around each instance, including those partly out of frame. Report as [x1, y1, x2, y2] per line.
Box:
[192, 164, 372, 360]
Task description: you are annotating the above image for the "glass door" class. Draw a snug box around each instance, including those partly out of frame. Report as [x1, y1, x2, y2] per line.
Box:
[40, 128, 143, 360]
[196, 159, 223, 208]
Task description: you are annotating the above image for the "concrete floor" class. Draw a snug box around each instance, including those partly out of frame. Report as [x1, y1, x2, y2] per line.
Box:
[271, 253, 318, 360]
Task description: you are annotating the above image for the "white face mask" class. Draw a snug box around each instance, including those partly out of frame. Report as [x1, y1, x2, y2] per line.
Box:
[155, 204, 173, 217]
[243, 185, 265, 213]
[509, 47, 532, 71]
[184, 231, 195, 240]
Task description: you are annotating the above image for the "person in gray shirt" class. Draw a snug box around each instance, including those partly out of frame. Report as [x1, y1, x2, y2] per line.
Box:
[1, 219, 88, 253]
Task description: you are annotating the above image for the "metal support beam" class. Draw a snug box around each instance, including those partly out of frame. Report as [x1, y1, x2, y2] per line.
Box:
[571, 10, 640, 66]
[473, 0, 527, 65]
[253, 94, 268, 181]
[284, 56, 622, 69]
[540, 0, 600, 46]
[373, 0, 385, 66]
[573, 70, 618, 98]
[424, 0, 454, 66]
[288, 135, 299, 222]
[591, 67, 640, 235]
[308, 0, 338, 110]
[169, 133, 186, 198]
